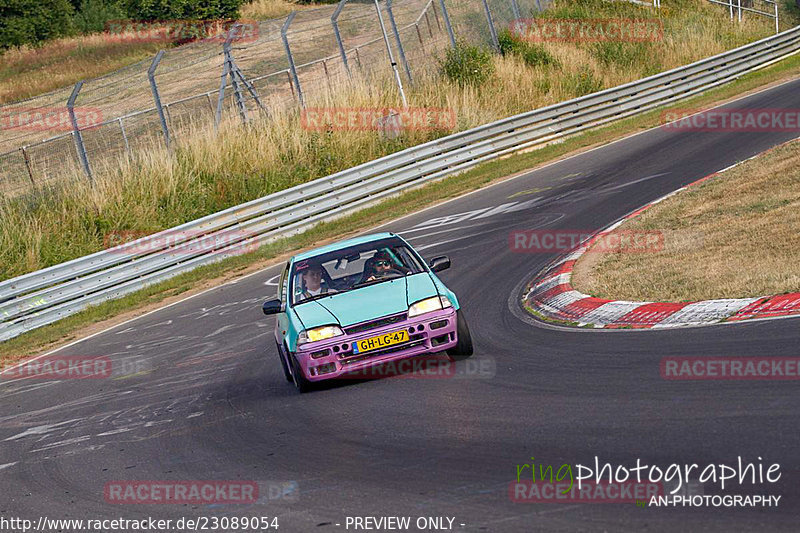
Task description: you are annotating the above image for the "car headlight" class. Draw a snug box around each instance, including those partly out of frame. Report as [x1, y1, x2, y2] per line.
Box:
[408, 295, 453, 318]
[298, 325, 344, 345]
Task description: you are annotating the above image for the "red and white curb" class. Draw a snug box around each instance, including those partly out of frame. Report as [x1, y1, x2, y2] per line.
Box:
[522, 170, 800, 329]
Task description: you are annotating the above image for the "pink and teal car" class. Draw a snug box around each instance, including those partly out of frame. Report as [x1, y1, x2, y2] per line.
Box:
[262, 232, 473, 392]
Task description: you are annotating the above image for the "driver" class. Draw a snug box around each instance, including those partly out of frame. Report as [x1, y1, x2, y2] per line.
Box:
[363, 251, 399, 283]
[300, 264, 335, 300]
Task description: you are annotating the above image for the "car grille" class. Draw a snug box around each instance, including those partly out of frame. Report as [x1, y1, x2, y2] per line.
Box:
[339, 336, 426, 365]
[344, 313, 408, 335]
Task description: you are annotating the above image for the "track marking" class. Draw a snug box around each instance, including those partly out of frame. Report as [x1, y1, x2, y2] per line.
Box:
[11, 75, 799, 362]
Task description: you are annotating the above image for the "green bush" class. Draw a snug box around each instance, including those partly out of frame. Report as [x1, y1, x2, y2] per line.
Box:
[119, 0, 245, 21]
[74, 0, 127, 33]
[0, 0, 76, 49]
[439, 41, 495, 87]
[563, 66, 602, 97]
[498, 29, 559, 69]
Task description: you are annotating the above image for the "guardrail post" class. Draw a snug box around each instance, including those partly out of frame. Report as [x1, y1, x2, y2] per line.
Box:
[481, 0, 500, 52]
[67, 81, 93, 183]
[332, 0, 351, 78]
[438, 0, 456, 48]
[282, 13, 305, 108]
[387, 0, 413, 85]
[374, 0, 408, 107]
[148, 50, 170, 148]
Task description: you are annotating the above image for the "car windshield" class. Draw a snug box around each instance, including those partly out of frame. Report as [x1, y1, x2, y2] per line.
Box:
[290, 237, 425, 305]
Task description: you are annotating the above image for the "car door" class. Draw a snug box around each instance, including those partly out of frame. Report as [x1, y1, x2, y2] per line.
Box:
[275, 262, 290, 346]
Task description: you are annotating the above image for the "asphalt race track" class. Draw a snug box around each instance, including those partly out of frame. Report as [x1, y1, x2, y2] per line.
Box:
[2, 78, 800, 532]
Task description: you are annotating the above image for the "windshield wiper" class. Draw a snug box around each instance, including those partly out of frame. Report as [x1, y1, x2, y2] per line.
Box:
[351, 275, 403, 290]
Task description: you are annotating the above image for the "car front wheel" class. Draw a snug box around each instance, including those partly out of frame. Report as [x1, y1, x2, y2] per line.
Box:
[276, 341, 293, 382]
[447, 310, 474, 360]
[290, 354, 313, 393]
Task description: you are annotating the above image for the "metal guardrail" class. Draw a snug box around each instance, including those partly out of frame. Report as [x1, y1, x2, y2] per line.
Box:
[2, 25, 800, 342]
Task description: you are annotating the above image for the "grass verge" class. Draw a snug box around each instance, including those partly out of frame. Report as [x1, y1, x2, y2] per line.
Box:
[2, 50, 800, 364]
[0, 0, 780, 278]
[571, 136, 800, 302]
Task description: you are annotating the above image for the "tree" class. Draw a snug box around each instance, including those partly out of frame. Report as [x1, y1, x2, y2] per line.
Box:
[0, 0, 76, 49]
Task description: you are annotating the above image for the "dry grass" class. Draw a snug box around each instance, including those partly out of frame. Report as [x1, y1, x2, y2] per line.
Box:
[0, 34, 167, 104]
[0, 0, 781, 281]
[572, 139, 800, 301]
[241, 0, 318, 20]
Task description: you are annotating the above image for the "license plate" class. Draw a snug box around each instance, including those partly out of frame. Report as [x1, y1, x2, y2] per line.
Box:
[353, 330, 409, 354]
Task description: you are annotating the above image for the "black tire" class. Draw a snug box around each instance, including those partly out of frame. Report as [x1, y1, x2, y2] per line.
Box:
[447, 309, 474, 360]
[290, 354, 313, 393]
[276, 341, 293, 382]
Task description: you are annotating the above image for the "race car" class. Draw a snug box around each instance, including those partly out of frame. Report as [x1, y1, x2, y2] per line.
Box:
[262, 232, 473, 392]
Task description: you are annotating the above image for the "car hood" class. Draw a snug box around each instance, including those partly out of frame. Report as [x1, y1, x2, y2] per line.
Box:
[293, 273, 438, 329]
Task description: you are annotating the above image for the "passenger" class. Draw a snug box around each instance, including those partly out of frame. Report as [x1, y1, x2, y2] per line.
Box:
[300, 264, 334, 300]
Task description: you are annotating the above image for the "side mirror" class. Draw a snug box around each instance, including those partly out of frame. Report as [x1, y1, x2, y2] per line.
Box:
[428, 256, 450, 273]
[262, 299, 283, 315]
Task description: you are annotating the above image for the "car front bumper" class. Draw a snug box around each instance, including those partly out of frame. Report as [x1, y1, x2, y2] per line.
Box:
[295, 307, 458, 381]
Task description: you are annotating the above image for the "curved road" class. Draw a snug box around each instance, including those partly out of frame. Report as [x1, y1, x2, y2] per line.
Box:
[2, 78, 800, 532]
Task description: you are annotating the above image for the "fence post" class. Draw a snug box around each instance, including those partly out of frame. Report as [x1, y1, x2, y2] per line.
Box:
[775, 2, 779, 34]
[224, 27, 249, 124]
[332, 0, 351, 77]
[118, 118, 131, 156]
[21, 146, 35, 188]
[438, 0, 456, 48]
[148, 50, 170, 148]
[386, 0, 413, 85]
[431, 0, 442, 30]
[374, 0, 408, 107]
[511, 0, 522, 20]
[415, 23, 425, 50]
[482, 0, 500, 52]
[737, 0, 742, 22]
[215, 53, 230, 129]
[282, 12, 305, 107]
[67, 81, 93, 183]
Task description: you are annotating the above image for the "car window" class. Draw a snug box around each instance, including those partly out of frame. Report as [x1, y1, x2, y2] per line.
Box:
[278, 262, 289, 305]
[290, 237, 424, 304]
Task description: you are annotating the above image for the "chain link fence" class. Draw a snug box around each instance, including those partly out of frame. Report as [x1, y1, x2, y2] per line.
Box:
[0, 0, 554, 197]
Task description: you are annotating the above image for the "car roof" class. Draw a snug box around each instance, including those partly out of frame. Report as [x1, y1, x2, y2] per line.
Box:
[291, 232, 401, 262]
